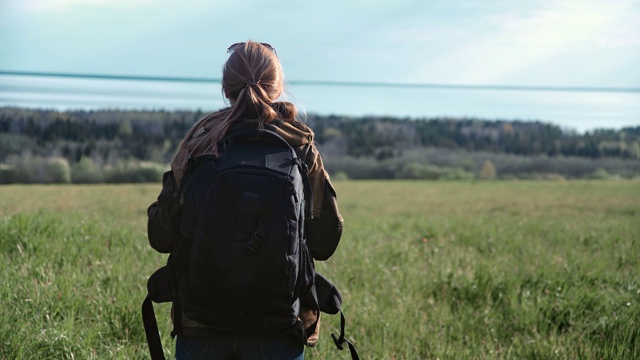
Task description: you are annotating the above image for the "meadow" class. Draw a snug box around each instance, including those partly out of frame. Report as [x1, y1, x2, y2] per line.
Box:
[1, 180, 638, 359]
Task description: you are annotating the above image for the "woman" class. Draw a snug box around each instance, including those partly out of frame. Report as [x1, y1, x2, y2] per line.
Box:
[147, 41, 343, 359]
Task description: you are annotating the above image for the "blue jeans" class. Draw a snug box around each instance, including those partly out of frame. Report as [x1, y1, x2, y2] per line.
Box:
[175, 332, 304, 360]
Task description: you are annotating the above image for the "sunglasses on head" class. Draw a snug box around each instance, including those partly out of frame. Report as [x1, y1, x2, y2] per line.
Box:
[227, 42, 277, 56]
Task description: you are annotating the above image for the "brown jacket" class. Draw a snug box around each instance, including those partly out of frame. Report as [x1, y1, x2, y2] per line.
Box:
[147, 118, 343, 344]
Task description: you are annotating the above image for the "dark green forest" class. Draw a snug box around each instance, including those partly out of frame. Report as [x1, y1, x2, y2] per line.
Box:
[1, 106, 639, 183]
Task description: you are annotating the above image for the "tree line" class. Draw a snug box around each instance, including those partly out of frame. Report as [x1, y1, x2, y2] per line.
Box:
[1, 106, 639, 183]
[306, 114, 640, 159]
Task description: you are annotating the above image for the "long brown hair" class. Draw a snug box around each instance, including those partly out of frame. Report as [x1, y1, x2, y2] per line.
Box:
[179, 41, 298, 159]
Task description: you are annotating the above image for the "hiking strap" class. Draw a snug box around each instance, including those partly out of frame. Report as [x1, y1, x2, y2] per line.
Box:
[175, 156, 194, 201]
[141, 296, 166, 360]
[171, 302, 183, 338]
[293, 157, 314, 218]
[315, 273, 360, 359]
[331, 310, 360, 360]
[177, 155, 213, 198]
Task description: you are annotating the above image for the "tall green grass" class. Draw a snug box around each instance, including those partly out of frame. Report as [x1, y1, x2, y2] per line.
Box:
[1, 181, 638, 359]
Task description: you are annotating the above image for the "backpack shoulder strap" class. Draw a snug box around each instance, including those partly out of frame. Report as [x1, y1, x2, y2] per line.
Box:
[142, 296, 166, 360]
[176, 155, 215, 198]
[142, 265, 178, 360]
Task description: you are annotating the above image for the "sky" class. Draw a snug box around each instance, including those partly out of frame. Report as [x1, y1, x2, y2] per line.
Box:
[1, 0, 639, 132]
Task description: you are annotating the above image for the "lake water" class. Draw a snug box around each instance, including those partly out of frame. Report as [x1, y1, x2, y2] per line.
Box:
[1, 75, 638, 133]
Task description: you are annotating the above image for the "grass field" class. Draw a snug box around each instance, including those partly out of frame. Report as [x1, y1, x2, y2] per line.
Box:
[1, 180, 639, 359]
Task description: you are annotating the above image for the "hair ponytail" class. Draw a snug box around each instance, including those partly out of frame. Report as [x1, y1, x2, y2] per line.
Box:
[178, 41, 297, 158]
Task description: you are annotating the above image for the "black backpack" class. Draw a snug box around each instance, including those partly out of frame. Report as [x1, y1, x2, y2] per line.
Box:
[142, 129, 359, 359]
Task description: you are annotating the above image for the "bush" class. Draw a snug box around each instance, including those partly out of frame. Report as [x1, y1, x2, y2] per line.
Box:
[0, 156, 165, 184]
[104, 161, 165, 183]
[331, 171, 349, 181]
[2, 155, 71, 184]
[478, 160, 497, 179]
[71, 157, 104, 183]
[392, 162, 474, 180]
[325, 156, 394, 179]
[396, 162, 443, 179]
[46, 157, 71, 183]
[542, 173, 567, 181]
[589, 167, 611, 180]
[442, 167, 475, 180]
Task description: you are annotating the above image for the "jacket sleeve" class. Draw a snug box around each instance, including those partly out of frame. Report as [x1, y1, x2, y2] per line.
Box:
[303, 145, 344, 261]
[147, 170, 182, 253]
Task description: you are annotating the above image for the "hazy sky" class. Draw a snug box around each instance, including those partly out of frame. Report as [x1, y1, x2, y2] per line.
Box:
[1, 0, 639, 131]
